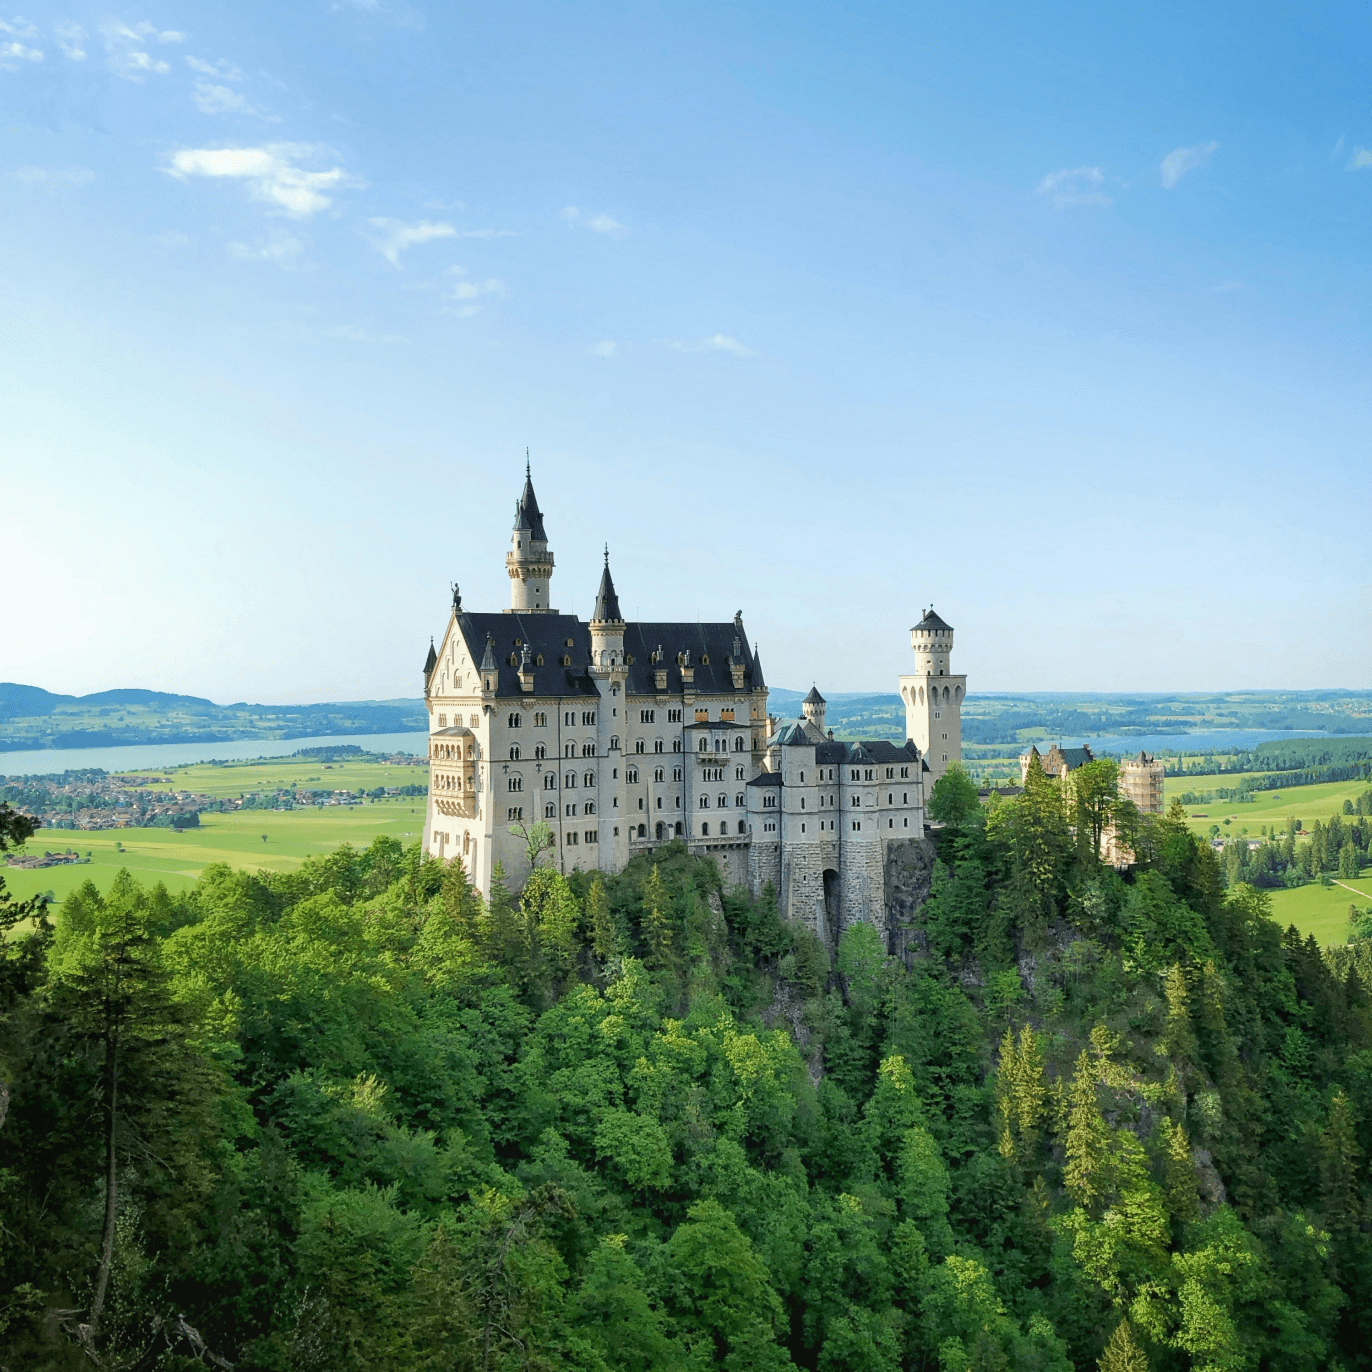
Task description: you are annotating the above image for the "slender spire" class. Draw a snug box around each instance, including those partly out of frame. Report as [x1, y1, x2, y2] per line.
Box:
[513, 459, 547, 540]
[591, 555, 623, 624]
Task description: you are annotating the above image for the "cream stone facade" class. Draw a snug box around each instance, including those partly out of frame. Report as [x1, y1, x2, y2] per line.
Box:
[899, 609, 965, 784]
[421, 468, 963, 942]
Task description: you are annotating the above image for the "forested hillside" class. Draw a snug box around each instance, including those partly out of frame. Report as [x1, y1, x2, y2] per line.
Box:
[0, 771, 1370, 1371]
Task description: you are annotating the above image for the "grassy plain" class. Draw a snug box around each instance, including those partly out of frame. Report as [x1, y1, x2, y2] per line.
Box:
[1162, 775, 1370, 840]
[1266, 870, 1372, 947]
[112, 755, 428, 799]
[3, 799, 427, 904]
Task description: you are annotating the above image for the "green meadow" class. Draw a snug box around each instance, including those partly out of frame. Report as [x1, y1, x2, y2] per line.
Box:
[112, 754, 428, 799]
[1266, 869, 1372, 947]
[3, 799, 426, 904]
[1162, 774, 1371, 840]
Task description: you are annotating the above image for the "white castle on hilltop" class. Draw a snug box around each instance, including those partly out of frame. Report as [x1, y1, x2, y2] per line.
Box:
[421, 466, 964, 944]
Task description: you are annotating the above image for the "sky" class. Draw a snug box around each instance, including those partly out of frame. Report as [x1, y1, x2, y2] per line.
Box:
[2, 1, 1369, 703]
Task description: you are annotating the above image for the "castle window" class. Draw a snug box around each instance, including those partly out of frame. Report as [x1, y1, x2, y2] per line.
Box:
[566, 638, 574, 647]
[654, 767, 664, 782]
[470, 715, 479, 727]
[636, 740, 646, 754]
[673, 767, 683, 781]
[584, 802, 595, 815]
[851, 795, 860, 806]
[801, 823, 805, 833]
[671, 740, 681, 752]
[508, 713, 522, 728]
[800, 797, 805, 809]
[610, 736, 619, 750]
[886, 768, 893, 779]
[718, 794, 728, 808]
[627, 767, 639, 783]
[509, 745, 520, 760]
[507, 806, 523, 820]
[507, 776, 523, 792]
[656, 822, 665, 840]
[534, 712, 547, 726]
[699, 738, 709, 752]
[668, 709, 682, 723]
[584, 771, 595, 787]
[545, 803, 556, 818]
[582, 743, 596, 757]
[699, 796, 710, 808]
[852, 821, 860, 831]
[800, 771, 805, 783]
[582, 711, 596, 725]
[565, 771, 576, 788]
[850, 770, 859, 781]
[565, 830, 578, 845]
[736, 766, 745, 780]
[638, 798, 644, 809]
[903, 817, 908, 827]
[900, 766, 908, 778]
[534, 744, 546, 760]
[889, 819, 894, 828]
[734, 736, 744, 751]
[657, 740, 666, 753]
[656, 796, 663, 809]
[675, 822, 683, 835]
[865, 769, 873, 781]
[736, 793, 744, 807]
[640, 709, 655, 723]
[565, 743, 575, 757]
[902, 792, 908, 804]
[566, 803, 576, 817]
[564, 711, 576, 726]
[584, 829, 598, 844]
[888, 794, 893, 804]
[544, 774, 557, 790]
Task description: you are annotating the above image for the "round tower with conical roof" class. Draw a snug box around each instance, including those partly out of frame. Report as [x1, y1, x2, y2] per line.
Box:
[589, 548, 626, 667]
[800, 685, 827, 740]
[899, 606, 966, 784]
[505, 459, 557, 613]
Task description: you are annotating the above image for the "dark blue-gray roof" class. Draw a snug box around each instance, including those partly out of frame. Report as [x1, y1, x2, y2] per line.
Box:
[454, 612, 762, 700]
[513, 472, 548, 541]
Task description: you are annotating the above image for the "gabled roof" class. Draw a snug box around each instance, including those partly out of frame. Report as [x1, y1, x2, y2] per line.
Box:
[591, 560, 623, 624]
[914, 606, 953, 633]
[803, 685, 826, 706]
[513, 468, 548, 541]
[451, 612, 762, 701]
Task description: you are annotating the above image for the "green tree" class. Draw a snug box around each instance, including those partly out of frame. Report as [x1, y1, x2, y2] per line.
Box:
[1072, 758, 1121, 860]
[1097, 1319, 1148, 1371]
[640, 865, 673, 968]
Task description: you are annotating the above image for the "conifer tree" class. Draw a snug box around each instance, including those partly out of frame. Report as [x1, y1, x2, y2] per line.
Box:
[1098, 1318, 1148, 1372]
[641, 865, 673, 968]
[1064, 1048, 1112, 1209]
[996, 1024, 1046, 1162]
[585, 874, 622, 962]
[1318, 1089, 1361, 1242]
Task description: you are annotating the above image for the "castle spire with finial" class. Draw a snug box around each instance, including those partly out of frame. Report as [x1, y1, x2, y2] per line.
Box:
[505, 457, 555, 613]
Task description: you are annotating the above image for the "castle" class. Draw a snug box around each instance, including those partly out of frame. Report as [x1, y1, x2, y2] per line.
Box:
[421, 467, 964, 944]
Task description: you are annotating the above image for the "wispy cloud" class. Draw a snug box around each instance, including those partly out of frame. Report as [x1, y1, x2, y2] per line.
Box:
[442, 266, 504, 316]
[1348, 147, 1372, 171]
[667, 334, 755, 358]
[457, 227, 517, 239]
[366, 217, 456, 265]
[587, 340, 619, 358]
[194, 83, 252, 114]
[228, 228, 306, 267]
[328, 324, 407, 343]
[1160, 141, 1218, 189]
[55, 23, 85, 59]
[1035, 166, 1111, 208]
[561, 205, 626, 236]
[103, 21, 184, 78]
[186, 55, 242, 78]
[0, 17, 42, 65]
[168, 144, 351, 217]
[15, 165, 95, 185]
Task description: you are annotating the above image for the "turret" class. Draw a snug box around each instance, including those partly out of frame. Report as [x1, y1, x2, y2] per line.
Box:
[900, 606, 966, 785]
[801, 685, 826, 739]
[505, 459, 556, 613]
[910, 606, 954, 676]
[422, 638, 437, 697]
[589, 549, 625, 666]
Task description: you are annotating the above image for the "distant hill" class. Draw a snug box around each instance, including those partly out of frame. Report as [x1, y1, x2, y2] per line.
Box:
[0, 683, 427, 753]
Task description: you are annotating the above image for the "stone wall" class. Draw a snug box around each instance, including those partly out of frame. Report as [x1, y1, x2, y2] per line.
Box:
[839, 835, 887, 942]
[883, 836, 939, 962]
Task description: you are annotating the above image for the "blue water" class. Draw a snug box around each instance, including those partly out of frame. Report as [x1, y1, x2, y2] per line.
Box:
[0, 731, 430, 778]
[1066, 729, 1334, 757]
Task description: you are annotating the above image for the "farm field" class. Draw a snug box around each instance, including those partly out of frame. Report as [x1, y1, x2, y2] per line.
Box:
[111, 754, 428, 799]
[1162, 774, 1370, 840]
[3, 799, 426, 904]
[1266, 869, 1372, 948]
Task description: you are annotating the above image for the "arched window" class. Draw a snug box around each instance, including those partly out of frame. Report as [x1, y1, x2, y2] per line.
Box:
[674, 822, 683, 836]
[699, 795, 710, 808]
[565, 771, 576, 788]
[734, 736, 744, 751]
[918, 686, 924, 704]
[718, 794, 728, 808]
[627, 766, 639, 783]
[609, 735, 619, 750]
[656, 739, 666, 753]
[582, 742, 596, 757]
[635, 739, 645, 753]
[655, 821, 665, 840]
[698, 738, 709, 752]
[736, 793, 744, 807]
[954, 686, 962, 702]
[701, 822, 710, 836]
[544, 773, 556, 790]
[565, 743, 575, 757]
[583, 771, 595, 787]
[509, 745, 520, 760]
[508, 713, 522, 728]
[638, 823, 647, 838]
[534, 744, 546, 760]
[943, 686, 950, 703]
[654, 766, 664, 782]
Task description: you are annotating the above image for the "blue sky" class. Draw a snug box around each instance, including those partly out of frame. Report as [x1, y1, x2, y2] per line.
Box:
[2, 1, 1369, 702]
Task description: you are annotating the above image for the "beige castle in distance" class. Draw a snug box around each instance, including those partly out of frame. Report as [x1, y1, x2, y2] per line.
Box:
[420, 467, 964, 944]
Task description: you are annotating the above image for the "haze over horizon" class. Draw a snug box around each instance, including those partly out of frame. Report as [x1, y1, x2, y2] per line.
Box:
[3, 2, 1369, 701]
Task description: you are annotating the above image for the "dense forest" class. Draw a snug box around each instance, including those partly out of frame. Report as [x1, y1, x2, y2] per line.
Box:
[0, 766, 1370, 1371]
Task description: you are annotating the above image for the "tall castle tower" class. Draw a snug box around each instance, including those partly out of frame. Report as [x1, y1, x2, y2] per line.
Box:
[505, 461, 556, 614]
[899, 607, 965, 784]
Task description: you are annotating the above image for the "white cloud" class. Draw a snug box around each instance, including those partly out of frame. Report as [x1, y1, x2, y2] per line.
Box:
[667, 334, 755, 357]
[328, 324, 407, 343]
[561, 205, 626, 235]
[228, 228, 306, 267]
[55, 23, 86, 59]
[1348, 147, 1372, 171]
[458, 227, 517, 239]
[587, 340, 619, 358]
[1035, 165, 1111, 208]
[1, 39, 42, 64]
[186, 55, 243, 79]
[0, 17, 39, 37]
[168, 144, 350, 217]
[1160, 141, 1218, 189]
[441, 266, 504, 315]
[103, 22, 184, 78]
[15, 165, 94, 185]
[366, 217, 457, 265]
[194, 82, 251, 113]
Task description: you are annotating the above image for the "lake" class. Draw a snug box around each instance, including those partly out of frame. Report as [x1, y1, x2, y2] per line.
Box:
[0, 731, 431, 778]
